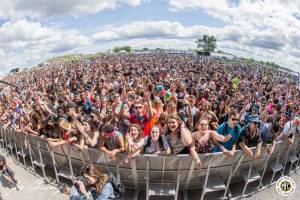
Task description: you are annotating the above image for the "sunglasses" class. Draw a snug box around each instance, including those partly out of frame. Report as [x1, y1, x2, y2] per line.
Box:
[135, 106, 143, 109]
[231, 118, 239, 121]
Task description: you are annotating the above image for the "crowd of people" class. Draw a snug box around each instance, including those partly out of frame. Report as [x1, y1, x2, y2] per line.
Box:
[0, 53, 300, 199]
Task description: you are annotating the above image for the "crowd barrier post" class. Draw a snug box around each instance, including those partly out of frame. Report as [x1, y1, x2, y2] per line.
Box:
[295, 138, 300, 169]
[258, 146, 272, 189]
[6, 128, 14, 156]
[130, 157, 138, 189]
[241, 157, 254, 197]
[103, 153, 111, 175]
[146, 157, 150, 200]
[288, 138, 300, 174]
[116, 157, 120, 184]
[183, 158, 195, 192]
[17, 132, 28, 167]
[161, 156, 166, 185]
[32, 138, 47, 180]
[231, 154, 245, 177]
[222, 153, 238, 200]
[12, 130, 20, 164]
[3, 128, 8, 152]
[0, 127, 5, 149]
[282, 148, 291, 176]
[77, 147, 89, 165]
[46, 142, 60, 184]
[269, 142, 284, 185]
[26, 135, 36, 174]
[199, 155, 212, 200]
[66, 145, 74, 178]
[175, 157, 183, 200]
[55, 144, 73, 181]
[130, 157, 139, 200]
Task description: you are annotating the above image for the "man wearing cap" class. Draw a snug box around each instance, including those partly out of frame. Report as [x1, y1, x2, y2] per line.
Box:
[239, 115, 262, 160]
[276, 117, 300, 145]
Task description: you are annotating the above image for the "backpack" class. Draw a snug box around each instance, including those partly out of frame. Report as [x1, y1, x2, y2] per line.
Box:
[107, 173, 125, 200]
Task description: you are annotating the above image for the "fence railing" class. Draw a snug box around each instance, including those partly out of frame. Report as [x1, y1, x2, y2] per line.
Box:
[0, 126, 299, 200]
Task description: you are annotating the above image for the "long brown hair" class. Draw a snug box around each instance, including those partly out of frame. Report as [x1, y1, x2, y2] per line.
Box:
[128, 124, 144, 141]
[165, 114, 183, 137]
[80, 164, 109, 193]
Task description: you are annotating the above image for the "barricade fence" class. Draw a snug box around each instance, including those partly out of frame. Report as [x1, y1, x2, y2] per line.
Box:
[0, 126, 299, 200]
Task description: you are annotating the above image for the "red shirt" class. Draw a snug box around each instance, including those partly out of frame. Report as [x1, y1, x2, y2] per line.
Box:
[130, 114, 150, 136]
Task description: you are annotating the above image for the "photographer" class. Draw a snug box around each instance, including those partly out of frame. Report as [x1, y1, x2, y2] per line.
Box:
[68, 164, 116, 200]
[0, 155, 19, 190]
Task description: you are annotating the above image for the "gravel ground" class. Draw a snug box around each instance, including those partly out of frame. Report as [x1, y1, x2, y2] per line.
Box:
[0, 148, 299, 200]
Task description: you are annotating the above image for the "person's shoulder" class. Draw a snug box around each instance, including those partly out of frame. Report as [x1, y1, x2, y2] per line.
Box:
[236, 124, 242, 130]
[115, 131, 123, 137]
[218, 123, 226, 129]
[283, 121, 291, 130]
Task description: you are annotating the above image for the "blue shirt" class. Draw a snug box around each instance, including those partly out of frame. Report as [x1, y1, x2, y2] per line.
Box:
[213, 122, 242, 152]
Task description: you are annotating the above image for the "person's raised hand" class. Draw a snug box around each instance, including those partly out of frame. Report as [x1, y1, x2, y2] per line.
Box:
[75, 123, 85, 134]
[224, 134, 232, 142]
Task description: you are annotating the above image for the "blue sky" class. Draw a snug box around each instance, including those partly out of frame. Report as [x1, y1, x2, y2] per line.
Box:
[49, 1, 226, 31]
[0, 0, 300, 75]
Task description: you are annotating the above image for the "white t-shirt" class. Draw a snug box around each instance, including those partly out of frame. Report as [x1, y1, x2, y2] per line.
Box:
[277, 121, 299, 141]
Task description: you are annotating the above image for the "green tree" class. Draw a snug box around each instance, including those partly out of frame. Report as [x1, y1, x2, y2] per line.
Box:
[113, 47, 120, 53]
[196, 35, 217, 54]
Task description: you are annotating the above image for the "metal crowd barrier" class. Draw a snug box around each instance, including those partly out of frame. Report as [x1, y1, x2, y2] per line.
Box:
[0, 126, 299, 200]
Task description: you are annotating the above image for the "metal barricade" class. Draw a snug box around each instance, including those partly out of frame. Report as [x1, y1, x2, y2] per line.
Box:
[1, 128, 300, 200]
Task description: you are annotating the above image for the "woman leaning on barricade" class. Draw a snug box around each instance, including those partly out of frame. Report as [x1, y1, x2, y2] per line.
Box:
[190, 118, 232, 169]
[163, 114, 193, 155]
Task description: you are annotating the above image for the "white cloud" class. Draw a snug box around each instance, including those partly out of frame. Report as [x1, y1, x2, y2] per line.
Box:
[165, 0, 300, 72]
[0, 20, 54, 43]
[91, 17, 300, 72]
[93, 21, 219, 41]
[0, 0, 300, 75]
[0, 19, 91, 74]
[0, 0, 145, 19]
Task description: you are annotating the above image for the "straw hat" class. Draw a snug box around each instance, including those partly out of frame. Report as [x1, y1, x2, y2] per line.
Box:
[59, 118, 72, 131]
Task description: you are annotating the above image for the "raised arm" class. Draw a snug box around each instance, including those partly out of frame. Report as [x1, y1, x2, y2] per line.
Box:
[239, 140, 253, 158]
[210, 130, 232, 142]
[189, 137, 202, 169]
[180, 123, 193, 146]
[254, 141, 262, 160]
